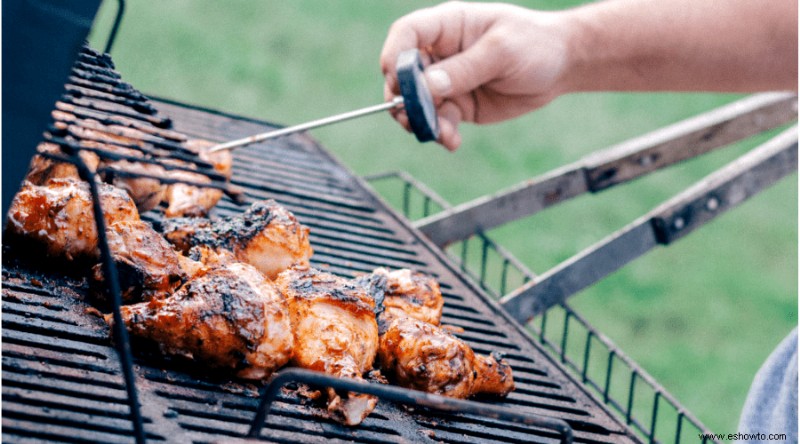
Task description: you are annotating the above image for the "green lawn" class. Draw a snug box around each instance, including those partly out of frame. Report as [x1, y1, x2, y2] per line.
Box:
[89, 0, 797, 435]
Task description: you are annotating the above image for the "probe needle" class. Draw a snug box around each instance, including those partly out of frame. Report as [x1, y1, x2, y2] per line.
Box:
[209, 96, 404, 153]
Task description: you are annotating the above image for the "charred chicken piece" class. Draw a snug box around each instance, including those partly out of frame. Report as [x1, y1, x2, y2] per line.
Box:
[42, 116, 167, 213]
[378, 316, 514, 398]
[162, 138, 233, 218]
[34, 111, 231, 215]
[6, 178, 139, 260]
[111, 261, 294, 380]
[359, 269, 514, 399]
[103, 160, 166, 213]
[370, 268, 443, 325]
[275, 266, 379, 426]
[162, 200, 313, 280]
[24, 142, 100, 185]
[91, 220, 187, 304]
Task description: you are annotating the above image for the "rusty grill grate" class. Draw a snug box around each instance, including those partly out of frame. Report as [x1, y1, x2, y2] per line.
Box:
[2, 46, 642, 444]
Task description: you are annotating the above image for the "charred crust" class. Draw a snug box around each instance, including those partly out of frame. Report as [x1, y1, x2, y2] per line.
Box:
[353, 272, 387, 318]
[282, 267, 375, 314]
[161, 199, 305, 251]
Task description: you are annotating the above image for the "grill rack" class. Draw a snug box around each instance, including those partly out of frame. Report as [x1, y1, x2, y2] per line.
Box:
[6, 43, 244, 444]
[4, 44, 651, 443]
[365, 93, 797, 443]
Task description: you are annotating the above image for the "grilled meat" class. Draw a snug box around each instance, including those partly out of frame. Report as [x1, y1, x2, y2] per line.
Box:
[103, 160, 166, 213]
[32, 111, 232, 215]
[91, 220, 187, 303]
[359, 268, 514, 398]
[111, 261, 294, 380]
[45, 116, 168, 213]
[24, 142, 100, 185]
[162, 139, 233, 218]
[276, 266, 379, 426]
[371, 268, 443, 325]
[162, 200, 313, 279]
[6, 178, 139, 260]
[7, 178, 191, 304]
[378, 316, 514, 398]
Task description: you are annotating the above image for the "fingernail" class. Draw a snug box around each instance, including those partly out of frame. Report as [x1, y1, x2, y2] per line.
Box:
[426, 69, 452, 97]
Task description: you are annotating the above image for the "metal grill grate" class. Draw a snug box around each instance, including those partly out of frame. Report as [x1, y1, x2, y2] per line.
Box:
[3, 89, 642, 443]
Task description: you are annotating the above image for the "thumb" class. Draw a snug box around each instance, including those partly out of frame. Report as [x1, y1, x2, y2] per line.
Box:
[424, 38, 501, 99]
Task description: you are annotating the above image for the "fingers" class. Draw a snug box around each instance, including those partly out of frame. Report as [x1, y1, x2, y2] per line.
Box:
[438, 100, 463, 151]
[424, 36, 502, 101]
[381, 2, 467, 95]
[381, 6, 444, 79]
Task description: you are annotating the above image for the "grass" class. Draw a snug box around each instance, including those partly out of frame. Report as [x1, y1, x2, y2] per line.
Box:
[89, 0, 797, 435]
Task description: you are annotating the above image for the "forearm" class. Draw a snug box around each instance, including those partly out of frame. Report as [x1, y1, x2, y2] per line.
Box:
[559, 0, 798, 93]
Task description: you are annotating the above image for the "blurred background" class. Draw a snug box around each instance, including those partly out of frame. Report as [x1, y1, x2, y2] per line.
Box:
[88, 0, 796, 434]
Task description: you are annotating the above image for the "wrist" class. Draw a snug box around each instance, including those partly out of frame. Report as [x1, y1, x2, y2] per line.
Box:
[553, 7, 596, 94]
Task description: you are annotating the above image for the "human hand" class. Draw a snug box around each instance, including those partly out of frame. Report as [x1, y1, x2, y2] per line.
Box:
[381, 1, 572, 151]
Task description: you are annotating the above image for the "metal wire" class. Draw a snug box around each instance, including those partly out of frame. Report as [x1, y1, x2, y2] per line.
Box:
[72, 153, 146, 444]
[103, 0, 125, 54]
[249, 368, 574, 444]
[365, 170, 720, 443]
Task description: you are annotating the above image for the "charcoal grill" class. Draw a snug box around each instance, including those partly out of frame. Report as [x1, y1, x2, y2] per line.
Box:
[3, 6, 797, 443]
[3, 44, 647, 444]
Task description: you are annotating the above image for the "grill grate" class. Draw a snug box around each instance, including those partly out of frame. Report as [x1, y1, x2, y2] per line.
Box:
[3, 50, 641, 443]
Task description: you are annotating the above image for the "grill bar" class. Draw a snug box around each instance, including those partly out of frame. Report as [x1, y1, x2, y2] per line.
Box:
[74, 154, 146, 444]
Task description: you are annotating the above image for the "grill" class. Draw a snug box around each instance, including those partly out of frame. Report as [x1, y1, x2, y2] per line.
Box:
[2, 45, 643, 444]
[4, 10, 797, 442]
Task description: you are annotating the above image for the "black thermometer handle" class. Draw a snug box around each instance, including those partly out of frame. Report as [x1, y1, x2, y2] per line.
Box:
[397, 49, 440, 142]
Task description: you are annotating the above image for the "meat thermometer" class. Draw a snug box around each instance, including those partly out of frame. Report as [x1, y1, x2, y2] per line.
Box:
[208, 49, 438, 153]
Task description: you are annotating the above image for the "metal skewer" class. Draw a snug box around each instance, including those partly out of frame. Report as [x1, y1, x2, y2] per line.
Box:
[209, 96, 404, 153]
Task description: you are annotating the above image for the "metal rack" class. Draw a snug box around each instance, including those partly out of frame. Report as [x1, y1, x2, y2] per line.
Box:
[5, 45, 648, 443]
[365, 93, 797, 443]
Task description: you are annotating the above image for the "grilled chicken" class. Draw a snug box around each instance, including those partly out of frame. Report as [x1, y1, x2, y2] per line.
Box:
[91, 220, 187, 303]
[358, 268, 514, 399]
[103, 160, 167, 213]
[162, 139, 233, 218]
[378, 316, 514, 398]
[276, 266, 379, 426]
[6, 178, 139, 260]
[7, 178, 190, 304]
[111, 261, 293, 380]
[370, 268, 443, 326]
[24, 142, 100, 185]
[44, 117, 168, 213]
[34, 111, 232, 215]
[25, 132, 165, 214]
[162, 200, 313, 279]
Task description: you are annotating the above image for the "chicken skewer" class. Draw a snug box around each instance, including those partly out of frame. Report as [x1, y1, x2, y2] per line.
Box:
[276, 265, 379, 426]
